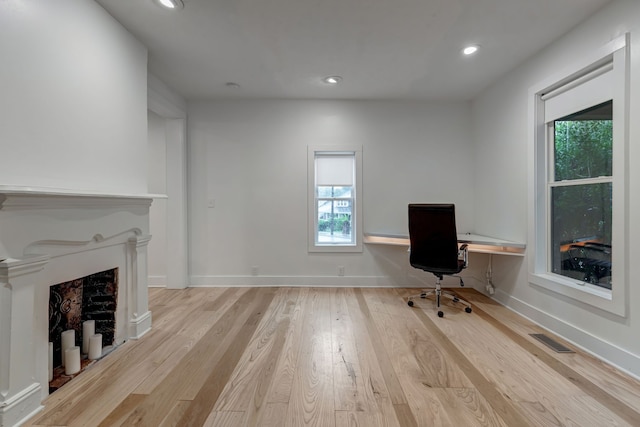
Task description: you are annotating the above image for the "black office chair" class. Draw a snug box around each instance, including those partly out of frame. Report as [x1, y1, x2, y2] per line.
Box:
[407, 204, 472, 317]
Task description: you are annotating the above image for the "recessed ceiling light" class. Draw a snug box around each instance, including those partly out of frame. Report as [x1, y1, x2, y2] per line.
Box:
[225, 82, 241, 89]
[322, 76, 342, 85]
[463, 45, 479, 55]
[154, 0, 184, 10]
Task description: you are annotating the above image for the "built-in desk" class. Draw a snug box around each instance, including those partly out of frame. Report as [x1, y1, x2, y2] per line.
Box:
[364, 233, 526, 256]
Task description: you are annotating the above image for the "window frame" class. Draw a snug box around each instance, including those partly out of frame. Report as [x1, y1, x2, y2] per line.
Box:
[308, 145, 363, 253]
[528, 34, 629, 316]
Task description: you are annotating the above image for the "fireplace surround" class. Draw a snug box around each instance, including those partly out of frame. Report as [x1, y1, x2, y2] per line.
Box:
[0, 187, 153, 426]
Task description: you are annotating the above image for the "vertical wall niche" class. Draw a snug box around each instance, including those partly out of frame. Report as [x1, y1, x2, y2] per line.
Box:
[48, 268, 118, 387]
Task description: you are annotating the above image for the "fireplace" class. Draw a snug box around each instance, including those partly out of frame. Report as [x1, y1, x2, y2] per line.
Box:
[0, 188, 153, 426]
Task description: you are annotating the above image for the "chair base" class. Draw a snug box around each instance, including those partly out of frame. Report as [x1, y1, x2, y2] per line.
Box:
[407, 277, 472, 317]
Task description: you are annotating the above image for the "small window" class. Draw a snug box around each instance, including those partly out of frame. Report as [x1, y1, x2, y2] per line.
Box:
[308, 146, 362, 252]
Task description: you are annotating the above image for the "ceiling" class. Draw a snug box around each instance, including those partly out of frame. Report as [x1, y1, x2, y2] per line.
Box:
[95, 0, 613, 101]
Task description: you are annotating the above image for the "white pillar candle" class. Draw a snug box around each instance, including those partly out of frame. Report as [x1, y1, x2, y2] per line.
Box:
[88, 334, 102, 360]
[61, 329, 75, 367]
[64, 346, 81, 375]
[82, 320, 95, 354]
[48, 342, 53, 382]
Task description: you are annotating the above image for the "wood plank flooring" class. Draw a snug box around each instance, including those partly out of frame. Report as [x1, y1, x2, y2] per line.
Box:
[24, 287, 640, 426]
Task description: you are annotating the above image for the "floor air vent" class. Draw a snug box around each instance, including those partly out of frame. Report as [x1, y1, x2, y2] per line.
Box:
[530, 333, 575, 353]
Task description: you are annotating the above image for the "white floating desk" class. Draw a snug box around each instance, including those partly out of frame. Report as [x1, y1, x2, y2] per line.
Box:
[364, 233, 526, 256]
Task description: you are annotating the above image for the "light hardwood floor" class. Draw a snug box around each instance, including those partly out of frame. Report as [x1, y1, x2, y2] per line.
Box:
[25, 287, 640, 426]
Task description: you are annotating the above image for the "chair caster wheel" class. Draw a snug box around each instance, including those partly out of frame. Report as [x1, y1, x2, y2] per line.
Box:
[465, 307, 472, 313]
[408, 300, 414, 307]
[453, 297, 459, 302]
[437, 311, 444, 318]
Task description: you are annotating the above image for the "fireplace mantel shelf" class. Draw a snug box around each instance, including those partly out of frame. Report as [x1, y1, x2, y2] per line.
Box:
[0, 185, 165, 199]
[0, 185, 165, 210]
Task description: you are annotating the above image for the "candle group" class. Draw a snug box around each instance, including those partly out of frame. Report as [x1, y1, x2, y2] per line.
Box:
[52, 324, 105, 382]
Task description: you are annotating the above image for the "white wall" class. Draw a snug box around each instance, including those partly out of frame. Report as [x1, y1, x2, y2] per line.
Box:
[472, 0, 640, 377]
[188, 100, 484, 286]
[148, 111, 168, 285]
[0, 0, 148, 195]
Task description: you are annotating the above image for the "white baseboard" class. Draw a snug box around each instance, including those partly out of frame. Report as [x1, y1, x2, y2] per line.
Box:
[189, 275, 401, 287]
[492, 288, 640, 380]
[128, 310, 152, 340]
[147, 275, 167, 287]
[188, 274, 482, 288]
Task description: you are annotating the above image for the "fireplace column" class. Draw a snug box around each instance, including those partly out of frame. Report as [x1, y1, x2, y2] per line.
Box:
[127, 235, 152, 339]
[0, 255, 49, 427]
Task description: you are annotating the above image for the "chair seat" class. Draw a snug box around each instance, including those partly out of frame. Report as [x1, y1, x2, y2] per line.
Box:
[411, 259, 465, 276]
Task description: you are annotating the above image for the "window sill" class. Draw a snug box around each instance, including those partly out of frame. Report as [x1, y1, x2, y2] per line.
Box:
[529, 272, 623, 316]
[308, 244, 362, 253]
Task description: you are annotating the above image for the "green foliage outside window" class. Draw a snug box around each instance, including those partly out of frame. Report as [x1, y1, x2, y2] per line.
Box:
[554, 119, 612, 181]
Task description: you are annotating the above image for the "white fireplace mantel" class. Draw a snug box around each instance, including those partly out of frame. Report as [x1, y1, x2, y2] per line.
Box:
[0, 186, 154, 426]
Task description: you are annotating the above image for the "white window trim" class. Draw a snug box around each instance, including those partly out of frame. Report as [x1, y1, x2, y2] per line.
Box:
[308, 145, 363, 253]
[528, 34, 629, 316]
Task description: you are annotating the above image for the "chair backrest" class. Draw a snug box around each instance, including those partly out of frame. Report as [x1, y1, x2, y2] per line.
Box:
[408, 204, 460, 273]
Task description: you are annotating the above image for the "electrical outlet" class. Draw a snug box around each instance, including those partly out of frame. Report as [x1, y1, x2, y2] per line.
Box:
[207, 199, 215, 208]
[251, 266, 259, 276]
[338, 266, 345, 276]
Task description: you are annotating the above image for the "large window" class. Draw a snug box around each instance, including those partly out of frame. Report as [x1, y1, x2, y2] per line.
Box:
[529, 35, 628, 315]
[308, 147, 362, 252]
